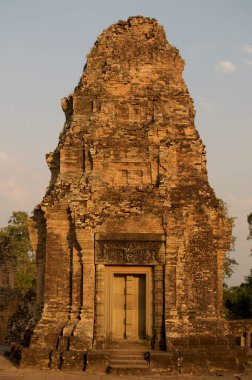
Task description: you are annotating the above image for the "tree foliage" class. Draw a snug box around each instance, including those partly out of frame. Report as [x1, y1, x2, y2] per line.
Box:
[223, 211, 252, 319]
[224, 272, 252, 319]
[217, 199, 238, 280]
[223, 254, 238, 280]
[0, 211, 36, 294]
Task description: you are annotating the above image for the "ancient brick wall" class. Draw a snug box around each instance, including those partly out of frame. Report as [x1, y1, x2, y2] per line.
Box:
[229, 320, 252, 348]
[22, 16, 232, 368]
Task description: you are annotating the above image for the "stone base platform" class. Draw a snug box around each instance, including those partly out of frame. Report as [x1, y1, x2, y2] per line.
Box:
[20, 347, 87, 371]
[149, 347, 247, 375]
[20, 345, 248, 375]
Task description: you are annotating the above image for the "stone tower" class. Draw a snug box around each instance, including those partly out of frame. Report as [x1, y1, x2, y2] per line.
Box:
[22, 16, 237, 372]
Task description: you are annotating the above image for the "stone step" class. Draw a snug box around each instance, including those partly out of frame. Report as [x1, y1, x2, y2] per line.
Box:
[110, 353, 146, 357]
[107, 349, 150, 375]
[109, 363, 149, 368]
[110, 359, 147, 365]
[108, 352, 146, 356]
[0, 345, 11, 354]
[107, 364, 150, 375]
[109, 356, 148, 361]
[108, 348, 146, 352]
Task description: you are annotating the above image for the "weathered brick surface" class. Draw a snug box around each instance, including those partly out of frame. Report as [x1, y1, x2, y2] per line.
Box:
[22, 16, 236, 371]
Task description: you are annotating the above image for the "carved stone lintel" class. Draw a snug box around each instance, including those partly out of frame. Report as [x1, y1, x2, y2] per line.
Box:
[95, 240, 165, 265]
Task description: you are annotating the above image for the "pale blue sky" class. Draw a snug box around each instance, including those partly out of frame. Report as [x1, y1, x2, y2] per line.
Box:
[0, 0, 251, 285]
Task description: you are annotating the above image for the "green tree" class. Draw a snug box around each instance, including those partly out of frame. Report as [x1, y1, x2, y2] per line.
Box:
[0, 211, 36, 294]
[224, 272, 252, 319]
[223, 248, 237, 280]
[223, 212, 252, 319]
[217, 199, 238, 280]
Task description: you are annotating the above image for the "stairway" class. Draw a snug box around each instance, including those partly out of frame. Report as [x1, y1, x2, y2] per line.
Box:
[0, 344, 10, 355]
[107, 349, 150, 375]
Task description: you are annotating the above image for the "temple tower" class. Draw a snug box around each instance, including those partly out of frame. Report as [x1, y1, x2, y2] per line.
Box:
[22, 16, 239, 373]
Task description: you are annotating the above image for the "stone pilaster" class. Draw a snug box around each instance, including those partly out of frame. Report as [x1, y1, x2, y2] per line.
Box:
[70, 230, 95, 350]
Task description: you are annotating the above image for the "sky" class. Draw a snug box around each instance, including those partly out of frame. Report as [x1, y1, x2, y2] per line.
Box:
[0, 0, 251, 285]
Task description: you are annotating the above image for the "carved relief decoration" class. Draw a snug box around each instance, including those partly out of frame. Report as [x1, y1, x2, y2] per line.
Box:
[95, 240, 165, 265]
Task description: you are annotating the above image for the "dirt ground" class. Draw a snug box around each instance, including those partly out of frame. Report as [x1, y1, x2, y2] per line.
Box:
[0, 354, 252, 380]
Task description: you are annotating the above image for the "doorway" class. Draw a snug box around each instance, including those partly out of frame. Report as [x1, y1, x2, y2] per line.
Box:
[112, 274, 146, 340]
[105, 266, 152, 344]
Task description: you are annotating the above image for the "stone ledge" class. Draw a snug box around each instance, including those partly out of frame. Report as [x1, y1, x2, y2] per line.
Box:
[149, 347, 247, 375]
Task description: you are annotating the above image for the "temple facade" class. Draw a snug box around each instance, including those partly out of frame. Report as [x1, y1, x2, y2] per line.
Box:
[21, 17, 244, 373]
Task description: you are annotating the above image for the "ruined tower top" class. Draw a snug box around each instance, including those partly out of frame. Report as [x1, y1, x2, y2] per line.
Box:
[42, 15, 226, 234]
[80, 15, 184, 83]
[51, 15, 210, 224]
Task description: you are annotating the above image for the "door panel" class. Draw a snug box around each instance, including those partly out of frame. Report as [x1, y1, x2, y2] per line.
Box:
[125, 275, 133, 338]
[112, 274, 146, 340]
[112, 275, 125, 339]
[138, 275, 146, 339]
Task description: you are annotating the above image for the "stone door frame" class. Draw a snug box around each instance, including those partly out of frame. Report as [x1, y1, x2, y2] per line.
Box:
[105, 266, 152, 343]
[93, 233, 166, 349]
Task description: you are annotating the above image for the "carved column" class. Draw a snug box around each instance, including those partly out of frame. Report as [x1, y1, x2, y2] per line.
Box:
[63, 245, 83, 336]
[154, 265, 164, 349]
[93, 264, 106, 348]
[246, 331, 251, 348]
[165, 265, 177, 309]
[71, 246, 83, 318]
[28, 203, 71, 353]
[164, 229, 180, 347]
[125, 275, 134, 338]
[43, 205, 71, 317]
[70, 230, 95, 350]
